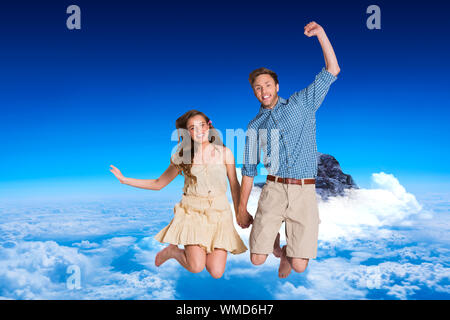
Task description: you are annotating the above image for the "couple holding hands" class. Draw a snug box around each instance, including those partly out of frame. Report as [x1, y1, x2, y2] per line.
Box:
[110, 22, 340, 279]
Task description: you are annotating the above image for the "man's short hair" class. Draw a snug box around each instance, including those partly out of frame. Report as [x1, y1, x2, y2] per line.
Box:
[248, 67, 279, 86]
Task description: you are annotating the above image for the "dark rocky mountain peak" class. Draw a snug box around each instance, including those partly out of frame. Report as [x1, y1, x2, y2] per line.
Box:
[253, 152, 358, 200]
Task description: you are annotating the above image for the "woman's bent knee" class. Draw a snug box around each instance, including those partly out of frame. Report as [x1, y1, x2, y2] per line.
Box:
[208, 268, 225, 279]
[188, 259, 205, 273]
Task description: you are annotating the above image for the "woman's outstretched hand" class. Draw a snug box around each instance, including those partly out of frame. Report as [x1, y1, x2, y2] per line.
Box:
[109, 164, 126, 184]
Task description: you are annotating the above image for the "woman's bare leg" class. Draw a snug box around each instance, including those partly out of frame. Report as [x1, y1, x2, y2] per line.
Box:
[155, 244, 206, 273]
[205, 248, 227, 279]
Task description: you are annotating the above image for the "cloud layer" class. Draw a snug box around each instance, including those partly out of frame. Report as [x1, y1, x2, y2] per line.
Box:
[0, 171, 448, 300]
[232, 171, 449, 300]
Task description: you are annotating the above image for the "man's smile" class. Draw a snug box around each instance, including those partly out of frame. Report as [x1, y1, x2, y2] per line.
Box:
[262, 94, 272, 102]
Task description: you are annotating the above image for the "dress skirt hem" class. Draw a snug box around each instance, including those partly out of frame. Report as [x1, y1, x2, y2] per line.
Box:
[154, 193, 247, 255]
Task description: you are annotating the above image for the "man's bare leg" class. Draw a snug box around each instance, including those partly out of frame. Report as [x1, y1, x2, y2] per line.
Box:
[278, 245, 292, 278]
[289, 257, 309, 274]
[250, 253, 268, 265]
[273, 232, 282, 258]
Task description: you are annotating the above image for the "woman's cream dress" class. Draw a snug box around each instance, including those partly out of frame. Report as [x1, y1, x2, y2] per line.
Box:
[154, 145, 247, 254]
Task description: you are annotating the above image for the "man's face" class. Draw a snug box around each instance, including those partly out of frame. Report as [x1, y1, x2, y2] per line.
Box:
[252, 74, 279, 108]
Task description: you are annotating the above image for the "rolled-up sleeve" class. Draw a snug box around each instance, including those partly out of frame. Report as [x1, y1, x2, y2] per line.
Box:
[241, 126, 259, 177]
[295, 67, 338, 113]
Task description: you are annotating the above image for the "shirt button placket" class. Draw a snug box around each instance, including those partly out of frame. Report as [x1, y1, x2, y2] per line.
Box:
[272, 113, 291, 177]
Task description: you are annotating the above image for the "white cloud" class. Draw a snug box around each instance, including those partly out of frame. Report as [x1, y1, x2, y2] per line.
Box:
[0, 237, 176, 300]
[316, 172, 426, 242]
[232, 171, 427, 245]
[0, 171, 448, 300]
[73, 240, 100, 249]
[273, 258, 368, 300]
[0, 200, 174, 243]
[273, 257, 450, 300]
[232, 172, 450, 300]
[367, 261, 450, 300]
[231, 171, 428, 257]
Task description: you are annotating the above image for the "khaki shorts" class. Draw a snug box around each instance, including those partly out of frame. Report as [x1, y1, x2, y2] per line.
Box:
[249, 179, 321, 259]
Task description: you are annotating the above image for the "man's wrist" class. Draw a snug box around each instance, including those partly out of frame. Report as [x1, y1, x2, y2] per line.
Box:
[317, 30, 327, 41]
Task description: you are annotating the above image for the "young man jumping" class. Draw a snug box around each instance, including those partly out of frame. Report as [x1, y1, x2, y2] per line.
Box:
[237, 21, 340, 278]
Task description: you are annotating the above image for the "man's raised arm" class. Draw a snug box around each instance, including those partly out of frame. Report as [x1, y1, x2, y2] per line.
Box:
[293, 21, 340, 113]
[304, 21, 340, 76]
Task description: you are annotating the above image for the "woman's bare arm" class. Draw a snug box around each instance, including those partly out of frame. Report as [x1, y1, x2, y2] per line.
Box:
[223, 147, 241, 216]
[110, 163, 180, 190]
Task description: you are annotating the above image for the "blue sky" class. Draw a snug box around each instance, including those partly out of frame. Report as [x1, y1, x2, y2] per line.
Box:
[0, 0, 450, 201]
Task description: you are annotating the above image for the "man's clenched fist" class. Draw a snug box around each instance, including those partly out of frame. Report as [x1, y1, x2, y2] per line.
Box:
[304, 21, 325, 38]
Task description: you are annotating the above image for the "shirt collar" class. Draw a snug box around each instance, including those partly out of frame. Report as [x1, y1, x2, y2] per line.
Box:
[259, 96, 286, 113]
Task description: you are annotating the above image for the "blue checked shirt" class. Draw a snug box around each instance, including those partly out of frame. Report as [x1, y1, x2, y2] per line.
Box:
[242, 67, 338, 179]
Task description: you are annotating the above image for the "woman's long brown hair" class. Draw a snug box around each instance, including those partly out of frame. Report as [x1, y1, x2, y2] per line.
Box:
[171, 110, 224, 184]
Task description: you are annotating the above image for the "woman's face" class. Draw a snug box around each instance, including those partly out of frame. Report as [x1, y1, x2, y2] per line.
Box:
[186, 115, 210, 144]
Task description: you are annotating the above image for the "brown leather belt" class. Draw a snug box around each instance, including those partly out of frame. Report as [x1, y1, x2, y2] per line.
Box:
[267, 175, 315, 186]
